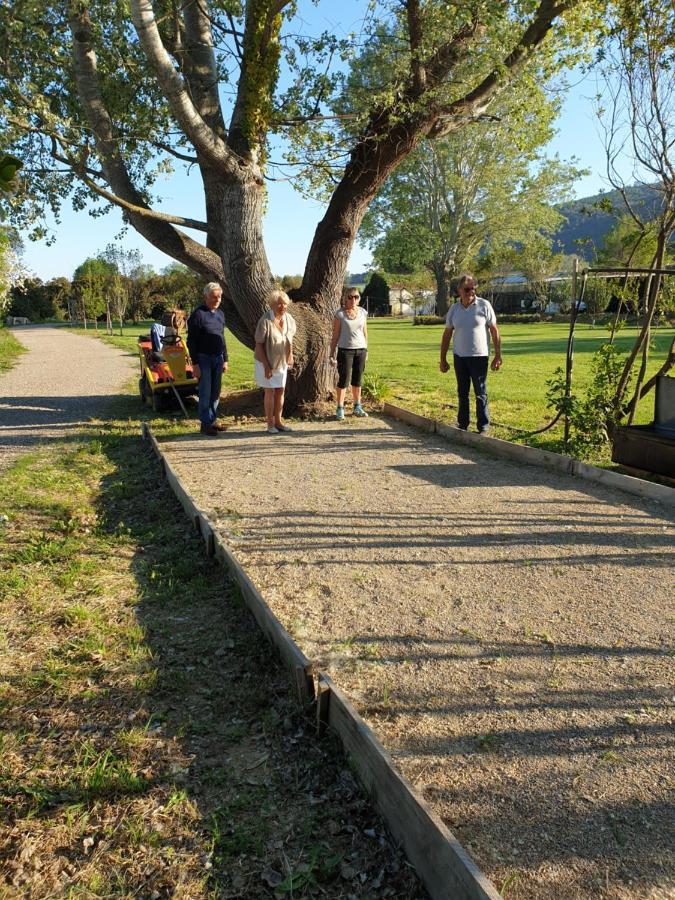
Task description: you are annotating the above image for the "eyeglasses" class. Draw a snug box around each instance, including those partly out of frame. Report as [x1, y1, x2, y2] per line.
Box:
[347, 294, 359, 299]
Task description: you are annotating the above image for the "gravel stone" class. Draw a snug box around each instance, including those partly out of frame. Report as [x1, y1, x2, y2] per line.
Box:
[159, 415, 675, 900]
[0, 326, 135, 469]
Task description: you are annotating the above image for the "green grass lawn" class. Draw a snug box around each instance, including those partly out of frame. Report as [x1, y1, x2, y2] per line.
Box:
[366, 318, 672, 439]
[68, 317, 673, 462]
[0, 326, 27, 373]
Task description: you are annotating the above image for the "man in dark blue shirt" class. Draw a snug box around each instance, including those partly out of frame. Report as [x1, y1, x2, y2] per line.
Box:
[187, 283, 229, 435]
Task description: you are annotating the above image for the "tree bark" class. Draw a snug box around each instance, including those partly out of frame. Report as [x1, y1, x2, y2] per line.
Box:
[283, 304, 334, 410]
[432, 260, 454, 316]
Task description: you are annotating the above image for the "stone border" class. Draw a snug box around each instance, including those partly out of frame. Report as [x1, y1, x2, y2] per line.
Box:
[383, 403, 675, 508]
[141, 423, 503, 900]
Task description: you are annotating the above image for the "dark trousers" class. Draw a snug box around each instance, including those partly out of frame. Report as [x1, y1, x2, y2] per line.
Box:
[337, 348, 367, 389]
[453, 354, 489, 430]
[196, 352, 223, 426]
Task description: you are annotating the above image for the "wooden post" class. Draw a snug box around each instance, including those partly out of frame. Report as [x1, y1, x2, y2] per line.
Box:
[316, 678, 330, 737]
[563, 261, 583, 447]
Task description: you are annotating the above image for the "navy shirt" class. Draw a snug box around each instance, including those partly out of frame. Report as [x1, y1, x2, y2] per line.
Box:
[187, 305, 228, 361]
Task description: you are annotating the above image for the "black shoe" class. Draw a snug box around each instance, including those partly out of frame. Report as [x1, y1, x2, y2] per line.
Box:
[478, 426, 490, 434]
[200, 424, 218, 436]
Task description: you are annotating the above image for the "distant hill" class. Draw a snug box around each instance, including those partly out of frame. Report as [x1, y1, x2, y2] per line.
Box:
[349, 272, 368, 285]
[553, 183, 664, 258]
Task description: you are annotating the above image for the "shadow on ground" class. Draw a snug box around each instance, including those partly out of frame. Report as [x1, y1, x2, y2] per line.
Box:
[92, 429, 428, 897]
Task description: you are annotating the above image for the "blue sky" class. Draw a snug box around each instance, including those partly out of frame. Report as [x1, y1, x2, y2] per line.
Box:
[22, 4, 624, 282]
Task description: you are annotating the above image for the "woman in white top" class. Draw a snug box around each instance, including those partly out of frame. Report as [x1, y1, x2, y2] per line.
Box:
[329, 286, 369, 420]
[254, 290, 297, 434]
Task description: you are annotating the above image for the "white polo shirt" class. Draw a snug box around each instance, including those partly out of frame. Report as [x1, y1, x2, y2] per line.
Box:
[445, 297, 496, 357]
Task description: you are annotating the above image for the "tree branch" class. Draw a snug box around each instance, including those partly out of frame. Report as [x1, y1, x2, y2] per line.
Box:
[79, 172, 209, 232]
[69, 3, 225, 281]
[129, 0, 237, 173]
[406, 0, 427, 96]
[427, 0, 580, 138]
[228, 0, 284, 162]
[151, 140, 199, 164]
[181, 0, 227, 141]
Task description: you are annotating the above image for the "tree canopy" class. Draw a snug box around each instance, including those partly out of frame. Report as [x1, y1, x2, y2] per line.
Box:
[360, 80, 581, 312]
[1, 0, 603, 402]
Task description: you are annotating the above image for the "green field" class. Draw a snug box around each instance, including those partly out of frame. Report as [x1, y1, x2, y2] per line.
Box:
[68, 317, 673, 461]
[367, 319, 672, 434]
[0, 326, 27, 372]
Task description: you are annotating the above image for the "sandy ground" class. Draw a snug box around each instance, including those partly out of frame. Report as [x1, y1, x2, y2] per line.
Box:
[0, 326, 135, 469]
[159, 414, 675, 900]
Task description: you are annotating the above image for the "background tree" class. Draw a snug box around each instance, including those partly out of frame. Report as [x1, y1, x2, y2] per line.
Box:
[503, 236, 569, 311]
[362, 272, 391, 317]
[143, 264, 202, 320]
[72, 258, 115, 328]
[125, 263, 156, 323]
[595, 0, 674, 423]
[0, 227, 25, 316]
[279, 275, 303, 292]
[98, 244, 143, 334]
[1, 0, 600, 406]
[360, 82, 581, 314]
[9, 275, 70, 320]
[596, 214, 664, 268]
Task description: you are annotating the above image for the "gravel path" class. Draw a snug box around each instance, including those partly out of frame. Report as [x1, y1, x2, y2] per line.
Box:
[0, 326, 136, 469]
[159, 416, 675, 900]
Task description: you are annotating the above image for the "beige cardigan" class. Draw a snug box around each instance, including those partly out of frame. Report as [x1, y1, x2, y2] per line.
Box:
[254, 311, 297, 371]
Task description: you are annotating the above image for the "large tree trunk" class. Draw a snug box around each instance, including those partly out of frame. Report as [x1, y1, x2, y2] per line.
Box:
[284, 304, 335, 410]
[213, 173, 334, 411]
[432, 261, 453, 316]
[216, 172, 272, 337]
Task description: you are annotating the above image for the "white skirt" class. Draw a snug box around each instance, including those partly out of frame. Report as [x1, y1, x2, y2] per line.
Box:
[255, 359, 288, 389]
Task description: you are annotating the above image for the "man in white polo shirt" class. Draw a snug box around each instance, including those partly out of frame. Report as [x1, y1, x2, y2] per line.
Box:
[439, 273, 502, 433]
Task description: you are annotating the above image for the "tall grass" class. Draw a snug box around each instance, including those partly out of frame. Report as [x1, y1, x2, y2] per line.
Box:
[0, 326, 27, 372]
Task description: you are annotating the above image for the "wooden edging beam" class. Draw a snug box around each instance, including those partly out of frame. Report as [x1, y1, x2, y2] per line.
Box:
[383, 403, 675, 508]
[140, 423, 314, 704]
[140, 423, 502, 900]
[321, 674, 501, 900]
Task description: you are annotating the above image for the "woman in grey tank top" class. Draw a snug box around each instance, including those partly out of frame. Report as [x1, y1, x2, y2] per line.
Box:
[329, 286, 369, 420]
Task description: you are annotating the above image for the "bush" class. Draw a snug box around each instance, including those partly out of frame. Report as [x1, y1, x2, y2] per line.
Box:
[546, 342, 631, 457]
[656, 279, 675, 319]
[413, 315, 446, 326]
[361, 372, 391, 402]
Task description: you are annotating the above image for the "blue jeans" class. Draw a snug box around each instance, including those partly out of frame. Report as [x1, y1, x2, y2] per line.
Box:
[453, 355, 489, 430]
[196, 353, 224, 426]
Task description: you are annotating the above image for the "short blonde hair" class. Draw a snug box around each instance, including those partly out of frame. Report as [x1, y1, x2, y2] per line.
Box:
[268, 289, 291, 308]
[203, 281, 222, 297]
[340, 286, 360, 307]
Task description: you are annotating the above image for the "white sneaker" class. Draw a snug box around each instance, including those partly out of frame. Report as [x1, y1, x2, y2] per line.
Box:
[267, 425, 279, 434]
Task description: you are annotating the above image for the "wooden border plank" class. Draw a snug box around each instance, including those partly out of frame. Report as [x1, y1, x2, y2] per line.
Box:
[384, 403, 436, 433]
[316, 678, 330, 738]
[321, 674, 502, 900]
[211, 531, 314, 704]
[383, 403, 675, 507]
[141, 425, 315, 704]
[141, 424, 502, 898]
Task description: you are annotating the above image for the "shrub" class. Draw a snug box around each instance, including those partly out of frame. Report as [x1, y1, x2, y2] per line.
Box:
[546, 342, 631, 457]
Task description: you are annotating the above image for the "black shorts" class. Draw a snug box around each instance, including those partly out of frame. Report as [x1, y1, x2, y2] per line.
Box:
[337, 347, 367, 389]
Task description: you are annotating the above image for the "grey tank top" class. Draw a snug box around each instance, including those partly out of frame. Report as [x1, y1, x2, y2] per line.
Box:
[336, 308, 367, 349]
